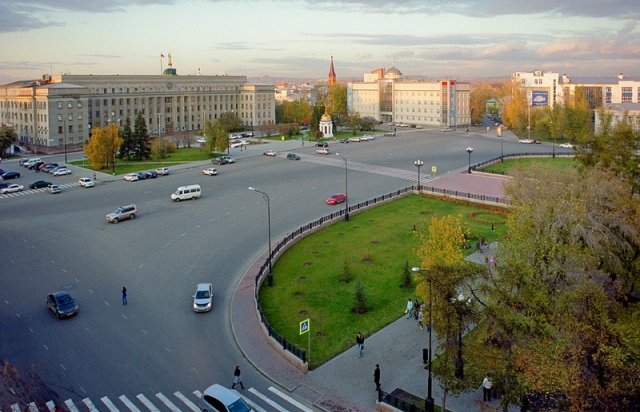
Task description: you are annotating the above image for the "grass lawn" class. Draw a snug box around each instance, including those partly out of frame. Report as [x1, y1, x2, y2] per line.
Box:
[481, 156, 577, 175]
[259, 194, 508, 369]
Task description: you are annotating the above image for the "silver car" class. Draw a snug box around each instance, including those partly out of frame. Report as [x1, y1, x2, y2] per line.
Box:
[106, 204, 138, 224]
[193, 283, 213, 312]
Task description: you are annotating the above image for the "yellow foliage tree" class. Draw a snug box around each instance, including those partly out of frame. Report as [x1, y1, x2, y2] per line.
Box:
[83, 124, 123, 171]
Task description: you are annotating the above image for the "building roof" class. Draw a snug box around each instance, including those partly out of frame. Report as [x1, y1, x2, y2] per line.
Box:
[386, 66, 402, 76]
[605, 103, 640, 111]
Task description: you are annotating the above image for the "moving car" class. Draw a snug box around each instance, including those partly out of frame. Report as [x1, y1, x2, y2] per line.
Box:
[106, 204, 138, 223]
[202, 384, 252, 412]
[360, 134, 375, 141]
[78, 177, 94, 188]
[1, 183, 23, 194]
[47, 291, 79, 319]
[348, 137, 361, 142]
[192, 283, 213, 312]
[123, 173, 140, 182]
[316, 148, 329, 155]
[286, 153, 300, 160]
[51, 167, 72, 176]
[339, 138, 350, 143]
[220, 155, 235, 163]
[230, 140, 248, 148]
[213, 155, 235, 165]
[263, 150, 276, 156]
[315, 141, 329, 147]
[171, 185, 201, 202]
[558, 142, 574, 149]
[29, 180, 51, 189]
[196, 137, 207, 144]
[47, 184, 61, 194]
[156, 167, 170, 176]
[203, 167, 218, 176]
[518, 139, 535, 144]
[144, 170, 158, 179]
[2, 171, 20, 180]
[441, 128, 454, 132]
[326, 193, 347, 205]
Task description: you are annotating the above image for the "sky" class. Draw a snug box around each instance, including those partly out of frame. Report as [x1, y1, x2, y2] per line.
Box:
[1, 0, 639, 84]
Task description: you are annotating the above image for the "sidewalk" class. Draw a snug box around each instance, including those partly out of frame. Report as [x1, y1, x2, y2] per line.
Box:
[230, 173, 515, 411]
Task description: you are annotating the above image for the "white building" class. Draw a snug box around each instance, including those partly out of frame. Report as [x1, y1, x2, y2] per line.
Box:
[348, 66, 471, 128]
[512, 70, 561, 107]
[0, 63, 275, 151]
[594, 103, 640, 134]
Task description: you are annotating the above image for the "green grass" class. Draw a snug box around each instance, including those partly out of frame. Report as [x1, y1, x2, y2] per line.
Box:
[259, 194, 508, 368]
[481, 157, 577, 175]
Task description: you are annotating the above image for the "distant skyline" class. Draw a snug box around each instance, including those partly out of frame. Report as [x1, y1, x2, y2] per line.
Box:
[1, 0, 639, 84]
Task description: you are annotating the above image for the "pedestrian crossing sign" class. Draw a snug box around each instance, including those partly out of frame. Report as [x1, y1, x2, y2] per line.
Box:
[299, 318, 310, 335]
[431, 165, 437, 173]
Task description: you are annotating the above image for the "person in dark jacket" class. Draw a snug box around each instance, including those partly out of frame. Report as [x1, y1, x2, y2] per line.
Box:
[374, 364, 381, 391]
[356, 332, 365, 358]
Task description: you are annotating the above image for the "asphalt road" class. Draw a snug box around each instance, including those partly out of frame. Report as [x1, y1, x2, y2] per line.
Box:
[0, 127, 564, 410]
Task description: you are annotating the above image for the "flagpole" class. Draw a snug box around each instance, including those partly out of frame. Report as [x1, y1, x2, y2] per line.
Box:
[160, 53, 163, 75]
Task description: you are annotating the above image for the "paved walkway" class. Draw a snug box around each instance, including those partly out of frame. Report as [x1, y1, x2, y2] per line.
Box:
[230, 170, 516, 412]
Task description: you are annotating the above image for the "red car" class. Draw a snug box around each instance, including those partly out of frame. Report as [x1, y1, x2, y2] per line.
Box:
[326, 193, 347, 205]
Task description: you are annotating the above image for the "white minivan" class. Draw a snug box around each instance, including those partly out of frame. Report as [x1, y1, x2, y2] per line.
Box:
[171, 184, 201, 202]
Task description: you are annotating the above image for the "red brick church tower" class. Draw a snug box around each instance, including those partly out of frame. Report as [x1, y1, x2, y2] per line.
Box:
[328, 56, 336, 86]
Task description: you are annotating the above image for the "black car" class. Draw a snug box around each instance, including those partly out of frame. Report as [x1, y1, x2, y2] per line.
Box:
[144, 170, 158, 179]
[339, 138, 350, 143]
[213, 158, 231, 165]
[29, 161, 44, 170]
[286, 153, 301, 160]
[47, 291, 79, 319]
[0, 183, 8, 190]
[2, 171, 21, 180]
[29, 180, 51, 189]
[315, 141, 329, 147]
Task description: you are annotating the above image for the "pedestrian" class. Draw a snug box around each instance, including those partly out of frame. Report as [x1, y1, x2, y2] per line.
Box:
[231, 365, 245, 389]
[355, 332, 365, 358]
[482, 375, 493, 402]
[405, 298, 413, 319]
[121, 287, 127, 305]
[93, 172, 97, 181]
[374, 364, 381, 391]
[418, 308, 424, 330]
[413, 300, 420, 320]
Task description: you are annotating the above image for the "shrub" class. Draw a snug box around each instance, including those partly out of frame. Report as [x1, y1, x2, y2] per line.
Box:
[352, 279, 367, 314]
[341, 260, 354, 283]
[400, 260, 412, 288]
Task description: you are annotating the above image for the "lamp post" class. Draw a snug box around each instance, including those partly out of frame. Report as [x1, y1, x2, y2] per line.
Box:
[249, 187, 273, 287]
[451, 293, 471, 380]
[335, 153, 349, 221]
[551, 120, 556, 159]
[414, 160, 423, 191]
[412, 267, 434, 412]
[466, 147, 474, 174]
[500, 131, 504, 162]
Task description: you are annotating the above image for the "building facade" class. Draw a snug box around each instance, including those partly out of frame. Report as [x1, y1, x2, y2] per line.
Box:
[348, 66, 471, 128]
[594, 103, 640, 134]
[0, 66, 275, 151]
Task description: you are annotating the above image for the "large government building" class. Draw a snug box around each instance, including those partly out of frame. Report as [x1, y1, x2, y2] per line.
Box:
[0, 58, 275, 152]
[348, 66, 471, 128]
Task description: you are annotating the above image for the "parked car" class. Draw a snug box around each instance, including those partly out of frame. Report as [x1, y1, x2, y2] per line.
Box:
[518, 139, 535, 144]
[47, 184, 61, 194]
[196, 137, 207, 144]
[202, 384, 252, 412]
[192, 283, 213, 312]
[144, 170, 158, 179]
[51, 167, 72, 176]
[263, 150, 276, 156]
[348, 137, 361, 143]
[361, 134, 375, 141]
[220, 155, 235, 163]
[230, 140, 248, 148]
[0, 183, 23, 194]
[326, 193, 347, 205]
[213, 155, 235, 165]
[123, 173, 139, 182]
[29, 180, 51, 189]
[315, 141, 329, 147]
[558, 142, 574, 149]
[78, 177, 94, 188]
[28, 161, 44, 170]
[441, 128, 454, 132]
[43, 163, 59, 173]
[47, 291, 79, 319]
[316, 148, 330, 155]
[1, 171, 20, 180]
[339, 138, 350, 143]
[106, 204, 138, 223]
[202, 167, 218, 176]
[156, 167, 170, 176]
[286, 153, 300, 160]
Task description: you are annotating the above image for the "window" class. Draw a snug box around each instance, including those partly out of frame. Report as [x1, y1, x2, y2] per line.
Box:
[57, 102, 62, 109]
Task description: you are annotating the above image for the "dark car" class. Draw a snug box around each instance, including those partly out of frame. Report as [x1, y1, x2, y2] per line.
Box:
[29, 180, 51, 189]
[43, 163, 59, 173]
[135, 172, 148, 180]
[315, 141, 329, 147]
[286, 153, 300, 160]
[213, 158, 230, 165]
[0, 183, 8, 190]
[339, 138, 350, 143]
[29, 161, 45, 170]
[144, 170, 158, 179]
[47, 291, 79, 319]
[2, 171, 20, 180]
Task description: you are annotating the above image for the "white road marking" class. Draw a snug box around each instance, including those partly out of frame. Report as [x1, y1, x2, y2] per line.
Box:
[60, 364, 66, 371]
[64, 399, 80, 412]
[28, 402, 38, 412]
[10, 403, 20, 412]
[173, 391, 200, 412]
[155, 393, 181, 412]
[45, 400, 56, 411]
[118, 395, 141, 412]
[43, 344, 48, 350]
[268, 386, 314, 412]
[101, 396, 120, 412]
[240, 394, 267, 412]
[248, 387, 289, 411]
[192, 390, 202, 398]
[136, 394, 160, 412]
[104, 301, 111, 306]
[82, 397, 99, 412]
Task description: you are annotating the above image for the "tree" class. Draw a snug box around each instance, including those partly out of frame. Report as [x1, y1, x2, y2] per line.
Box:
[282, 99, 312, 125]
[327, 83, 347, 119]
[150, 137, 175, 160]
[219, 111, 241, 133]
[360, 116, 377, 132]
[83, 124, 122, 171]
[131, 112, 150, 161]
[203, 120, 228, 154]
[310, 104, 325, 132]
[347, 111, 361, 135]
[0, 125, 17, 155]
[258, 120, 277, 138]
[118, 117, 133, 160]
[469, 82, 499, 123]
[562, 92, 592, 143]
[500, 79, 529, 137]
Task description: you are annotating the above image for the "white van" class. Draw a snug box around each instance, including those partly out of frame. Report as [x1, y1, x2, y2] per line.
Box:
[170, 184, 201, 202]
[23, 158, 42, 167]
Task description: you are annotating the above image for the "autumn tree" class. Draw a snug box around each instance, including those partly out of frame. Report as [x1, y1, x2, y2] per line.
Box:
[499, 79, 530, 137]
[327, 83, 347, 119]
[282, 99, 312, 125]
[0, 125, 17, 154]
[118, 117, 133, 160]
[83, 124, 122, 171]
[562, 91, 592, 143]
[347, 111, 361, 135]
[218, 111, 242, 133]
[469, 82, 499, 123]
[203, 120, 228, 154]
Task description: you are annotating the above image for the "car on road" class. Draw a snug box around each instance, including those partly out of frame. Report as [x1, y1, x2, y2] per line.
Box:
[326, 193, 347, 205]
[315, 141, 329, 148]
[361, 134, 375, 141]
[192, 283, 213, 312]
[106, 204, 138, 224]
[558, 142, 574, 149]
[144, 170, 158, 179]
[47, 184, 61, 194]
[415, 125, 423, 129]
[230, 140, 248, 148]
[316, 148, 329, 155]
[441, 127, 454, 132]
[1, 183, 23, 194]
[1, 171, 20, 180]
[43, 163, 59, 173]
[348, 137, 361, 143]
[29, 180, 51, 189]
[202, 167, 218, 176]
[156, 167, 170, 176]
[339, 138, 350, 143]
[196, 137, 207, 144]
[47, 291, 79, 319]
[213, 155, 235, 165]
[51, 167, 72, 176]
[202, 384, 252, 412]
[286, 153, 300, 160]
[263, 150, 276, 156]
[78, 177, 94, 188]
[123, 173, 140, 182]
[518, 139, 535, 144]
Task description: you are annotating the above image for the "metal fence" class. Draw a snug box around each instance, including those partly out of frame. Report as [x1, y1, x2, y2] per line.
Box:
[377, 389, 426, 412]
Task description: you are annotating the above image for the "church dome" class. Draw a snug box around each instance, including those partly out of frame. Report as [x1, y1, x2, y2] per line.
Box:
[385, 66, 402, 79]
[163, 67, 177, 76]
[321, 112, 332, 122]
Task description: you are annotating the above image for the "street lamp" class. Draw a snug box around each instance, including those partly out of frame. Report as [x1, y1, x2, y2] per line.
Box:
[335, 153, 349, 221]
[451, 293, 472, 380]
[466, 147, 474, 174]
[412, 267, 434, 412]
[249, 187, 273, 287]
[414, 160, 424, 191]
[500, 132, 504, 163]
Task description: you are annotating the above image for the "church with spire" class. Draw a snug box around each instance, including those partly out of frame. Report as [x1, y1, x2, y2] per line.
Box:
[328, 56, 336, 87]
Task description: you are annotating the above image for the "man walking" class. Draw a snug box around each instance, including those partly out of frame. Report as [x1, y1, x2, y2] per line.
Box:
[355, 332, 365, 358]
[374, 364, 381, 391]
[482, 375, 493, 402]
[405, 298, 413, 319]
[231, 365, 245, 389]
[122, 287, 127, 305]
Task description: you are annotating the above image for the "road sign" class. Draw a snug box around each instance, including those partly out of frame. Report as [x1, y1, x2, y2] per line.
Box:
[431, 165, 437, 173]
[299, 318, 310, 335]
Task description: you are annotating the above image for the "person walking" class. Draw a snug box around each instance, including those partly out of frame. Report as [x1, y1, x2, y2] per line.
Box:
[121, 287, 127, 305]
[418, 308, 424, 330]
[405, 298, 413, 319]
[231, 365, 245, 389]
[482, 375, 493, 402]
[413, 300, 421, 320]
[355, 332, 365, 358]
[374, 364, 381, 391]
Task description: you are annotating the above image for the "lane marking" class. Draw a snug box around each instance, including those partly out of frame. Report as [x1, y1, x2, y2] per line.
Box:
[101, 396, 120, 412]
[118, 395, 141, 412]
[28, 402, 38, 412]
[155, 393, 181, 412]
[248, 387, 289, 411]
[173, 391, 200, 412]
[241, 394, 267, 412]
[45, 400, 56, 412]
[64, 399, 80, 412]
[82, 397, 99, 412]
[136, 394, 160, 412]
[269, 386, 314, 412]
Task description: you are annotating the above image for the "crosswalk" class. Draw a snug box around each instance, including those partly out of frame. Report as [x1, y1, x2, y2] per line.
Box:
[5, 386, 315, 412]
[0, 182, 79, 199]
